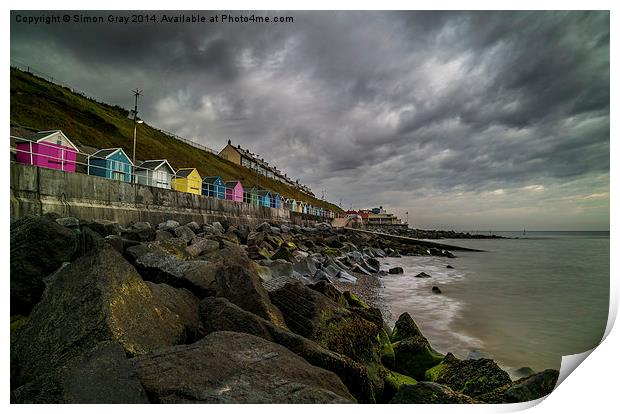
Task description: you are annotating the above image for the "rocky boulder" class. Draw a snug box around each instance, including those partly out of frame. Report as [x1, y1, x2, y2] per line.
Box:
[366, 258, 381, 273]
[308, 281, 348, 307]
[255, 222, 272, 233]
[146, 282, 201, 342]
[390, 382, 478, 404]
[477, 369, 559, 403]
[131, 331, 355, 403]
[172, 225, 196, 242]
[393, 336, 444, 381]
[415, 272, 432, 278]
[83, 219, 122, 237]
[270, 281, 389, 399]
[390, 312, 424, 343]
[104, 234, 139, 255]
[199, 297, 374, 403]
[157, 220, 179, 231]
[186, 237, 219, 257]
[12, 341, 149, 403]
[271, 245, 296, 262]
[213, 251, 287, 329]
[388, 267, 404, 274]
[270, 281, 344, 338]
[10, 214, 78, 315]
[121, 222, 156, 242]
[126, 242, 216, 297]
[424, 353, 512, 397]
[382, 370, 417, 403]
[76, 226, 106, 257]
[12, 245, 185, 385]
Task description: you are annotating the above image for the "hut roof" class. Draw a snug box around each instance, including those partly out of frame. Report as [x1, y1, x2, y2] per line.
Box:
[202, 176, 223, 184]
[175, 168, 197, 178]
[137, 159, 174, 173]
[90, 148, 133, 164]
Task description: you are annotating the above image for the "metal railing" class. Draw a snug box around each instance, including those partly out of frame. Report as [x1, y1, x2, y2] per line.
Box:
[9, 136, 341, 218]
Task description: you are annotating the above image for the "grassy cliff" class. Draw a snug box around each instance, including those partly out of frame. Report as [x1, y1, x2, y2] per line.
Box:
[10, 68, 342, 212]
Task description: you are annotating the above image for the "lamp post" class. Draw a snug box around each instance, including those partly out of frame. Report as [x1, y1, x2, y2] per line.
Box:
[130, 88, 143, 167]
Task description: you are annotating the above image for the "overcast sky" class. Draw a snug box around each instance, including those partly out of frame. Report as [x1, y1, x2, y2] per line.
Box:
[11, 11, 609, 230]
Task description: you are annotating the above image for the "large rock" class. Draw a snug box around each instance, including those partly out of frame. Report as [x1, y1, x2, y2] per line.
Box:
[12, 341, 149, 403]
[270, 281, 343, 338]
[393, 336, 444, 381]
[215, 261, 287, 329]
[76, 226, 106, 257]
[172, 225, 196, 242]
[126, 241, 217, 297]
[121, 221, 156, 242]
[258, 259, 294, 278]
[270, 281, 388, 399]
[255, 222, 272, 233]
[131, 331, 355, 403]
[477, 369, 559, 403]
[390, 382, 478, 404]
[13, 245, 185, 385]
[293, 256, 319, 276]
[381, 370, 417, 403]
[83, 219, 122, 237]
[391, 312, 424, 343]
[10, 214, 78, 315]
[199, 297, 375, 403]
[147, 282, 201, 342]
[424, 353, 511, 397]
[186, 237, 220, 257]
[271, 245, 296, 262]
[157, 219, 179, 231]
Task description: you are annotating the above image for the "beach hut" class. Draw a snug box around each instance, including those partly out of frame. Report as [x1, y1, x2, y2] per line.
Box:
[87, 148, 133, 182]
[245, 187, 260, 206]
[202, 176, 226, 199]
[290, 199, 298, 212]
[256, 189, 273, 207]
[172, 168, 202, 195]
[135, 159, 175, 189]
[14, 130, 78, 172]
[273, 193, 281, 209]
[224, 180, 244, 202]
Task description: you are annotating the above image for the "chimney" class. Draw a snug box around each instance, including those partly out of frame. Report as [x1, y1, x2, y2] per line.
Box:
[228, 139, 231, 145]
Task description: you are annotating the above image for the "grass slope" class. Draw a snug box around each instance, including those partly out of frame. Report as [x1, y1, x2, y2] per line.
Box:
[10, 68, 342, 212]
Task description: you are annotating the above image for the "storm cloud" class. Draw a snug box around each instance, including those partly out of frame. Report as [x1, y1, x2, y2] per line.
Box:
[10, 10, 610, 230]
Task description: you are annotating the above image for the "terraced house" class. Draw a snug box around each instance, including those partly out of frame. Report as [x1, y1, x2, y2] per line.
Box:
[218, 139, 315, 197]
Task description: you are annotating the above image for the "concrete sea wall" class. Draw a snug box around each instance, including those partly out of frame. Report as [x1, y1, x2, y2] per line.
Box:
[10, 163, 297, 227]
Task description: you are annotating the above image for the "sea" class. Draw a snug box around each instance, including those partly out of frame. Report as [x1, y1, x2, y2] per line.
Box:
[379, 231, 610, 376]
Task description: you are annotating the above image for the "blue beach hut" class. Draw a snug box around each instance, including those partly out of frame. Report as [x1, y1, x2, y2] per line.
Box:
[87, 148, 133, 183]
[273, 193, 281, 209]
[202, 176, 226, 199]
[257, 190, 273, 207]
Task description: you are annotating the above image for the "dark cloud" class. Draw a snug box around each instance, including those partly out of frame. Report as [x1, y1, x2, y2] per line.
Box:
[10, 10, 610, 229]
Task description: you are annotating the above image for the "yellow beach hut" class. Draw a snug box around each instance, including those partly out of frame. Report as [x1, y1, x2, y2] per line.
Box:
[172, 168, 202, 195]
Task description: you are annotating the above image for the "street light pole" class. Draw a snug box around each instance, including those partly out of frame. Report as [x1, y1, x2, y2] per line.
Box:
[131, 88, 143, 166]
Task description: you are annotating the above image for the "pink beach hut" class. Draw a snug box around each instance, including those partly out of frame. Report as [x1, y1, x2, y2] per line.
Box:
[14, 130, 78, 172]
[224, 180, 244, 202]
